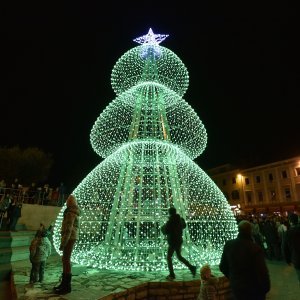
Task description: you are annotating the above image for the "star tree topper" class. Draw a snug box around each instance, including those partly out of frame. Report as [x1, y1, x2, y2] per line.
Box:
[133, 28, 169, 45]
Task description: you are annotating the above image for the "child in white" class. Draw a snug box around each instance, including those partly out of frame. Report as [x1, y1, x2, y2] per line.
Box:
[197, 264, 219, 300]
[29, 228, 52, 283]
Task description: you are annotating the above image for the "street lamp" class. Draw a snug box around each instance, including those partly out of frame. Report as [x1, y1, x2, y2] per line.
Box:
[237, 173, 245, 207]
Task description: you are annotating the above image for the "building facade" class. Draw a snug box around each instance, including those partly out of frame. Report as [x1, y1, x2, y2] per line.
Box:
[207, 156, 300, 215]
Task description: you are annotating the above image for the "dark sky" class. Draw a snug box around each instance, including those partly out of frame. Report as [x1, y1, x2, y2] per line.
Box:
[2, 3, 299, 190]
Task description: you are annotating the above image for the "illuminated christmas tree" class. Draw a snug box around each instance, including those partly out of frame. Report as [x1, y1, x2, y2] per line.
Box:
[53, 28, 238, 271]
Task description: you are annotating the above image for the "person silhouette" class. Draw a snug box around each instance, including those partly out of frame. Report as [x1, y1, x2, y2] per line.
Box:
[161, 207, 196, 280]
[283, 213, 300, 286]
[8, 198, 22, 231]
[219, 220, 270, 300]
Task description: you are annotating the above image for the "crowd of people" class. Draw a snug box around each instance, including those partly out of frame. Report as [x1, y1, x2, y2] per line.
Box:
[235, 214, 291, 261]
[161, 209, 300, 300]
[0, 191, 23, 231]
[0, 178, 67, 207]
[0, 179, 67, 230]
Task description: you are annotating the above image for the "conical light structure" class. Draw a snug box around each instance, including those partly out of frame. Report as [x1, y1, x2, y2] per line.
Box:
[53, 28, 238, 271]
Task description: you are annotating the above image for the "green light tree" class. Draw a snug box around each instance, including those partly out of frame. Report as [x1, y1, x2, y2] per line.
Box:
[53, 28, 238, 271]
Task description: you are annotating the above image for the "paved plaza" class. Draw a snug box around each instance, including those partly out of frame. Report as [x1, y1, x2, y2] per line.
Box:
[11, 256, 300, 300]
[12, 255, 199, 300]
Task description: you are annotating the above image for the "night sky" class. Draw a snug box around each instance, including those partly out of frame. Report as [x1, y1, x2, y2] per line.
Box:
[2, 3, 299, 190]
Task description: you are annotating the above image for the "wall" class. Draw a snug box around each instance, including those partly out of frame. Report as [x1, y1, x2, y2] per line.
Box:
[100, 277, 232, 300]
[17, 204, 62, 230]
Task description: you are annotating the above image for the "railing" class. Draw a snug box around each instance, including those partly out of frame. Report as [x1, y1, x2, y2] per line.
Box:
[0, 187, 66, 207]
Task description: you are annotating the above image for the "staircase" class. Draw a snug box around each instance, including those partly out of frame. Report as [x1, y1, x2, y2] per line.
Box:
[0, 223, 36, 281]
[0, 222, 36, 299]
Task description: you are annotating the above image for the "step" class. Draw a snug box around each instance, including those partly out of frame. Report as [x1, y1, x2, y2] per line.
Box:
[0, 230, 36, 237]
[0, 245, 57, 264]
[0, 235, 34, 249]
[0, 231, 36, 248]
[0, 246, 31, 264]
[0, 219, 27, 231]
[0, 227, 57, 293]
[0, 249, 58, 279]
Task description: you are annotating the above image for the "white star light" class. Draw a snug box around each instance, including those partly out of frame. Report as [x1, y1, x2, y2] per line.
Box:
[133, 28, 169, 45]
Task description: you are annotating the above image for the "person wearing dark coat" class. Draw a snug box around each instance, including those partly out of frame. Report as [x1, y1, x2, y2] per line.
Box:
[283, 213, 300, 286]
[0, 193, 11, 229]
[8, 199, 22, 231]
[161, 207, 196, 280]
[219, 220, 270, 300]
[261, 217, 280, 260]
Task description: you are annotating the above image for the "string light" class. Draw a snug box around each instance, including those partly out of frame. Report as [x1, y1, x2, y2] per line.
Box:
[53, 28, 238, 271]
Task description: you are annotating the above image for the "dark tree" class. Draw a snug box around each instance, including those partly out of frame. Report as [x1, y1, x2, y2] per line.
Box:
[0, 146, 53, 185]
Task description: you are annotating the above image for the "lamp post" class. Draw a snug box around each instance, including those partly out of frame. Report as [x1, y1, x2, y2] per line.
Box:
[237, 174, 245, 210]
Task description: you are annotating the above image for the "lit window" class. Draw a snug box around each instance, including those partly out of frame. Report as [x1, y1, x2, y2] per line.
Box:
[270, 190, 276, 201]
[284, 188, 291, 199]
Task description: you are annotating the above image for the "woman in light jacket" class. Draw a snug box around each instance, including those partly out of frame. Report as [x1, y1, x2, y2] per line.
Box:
[54, 194, 80, 295]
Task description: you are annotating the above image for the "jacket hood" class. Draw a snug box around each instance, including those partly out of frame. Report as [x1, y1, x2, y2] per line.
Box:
[65, 205, 80, 216]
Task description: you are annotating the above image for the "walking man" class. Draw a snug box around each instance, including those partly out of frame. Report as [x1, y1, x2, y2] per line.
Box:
[161, 207, 196, 280]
